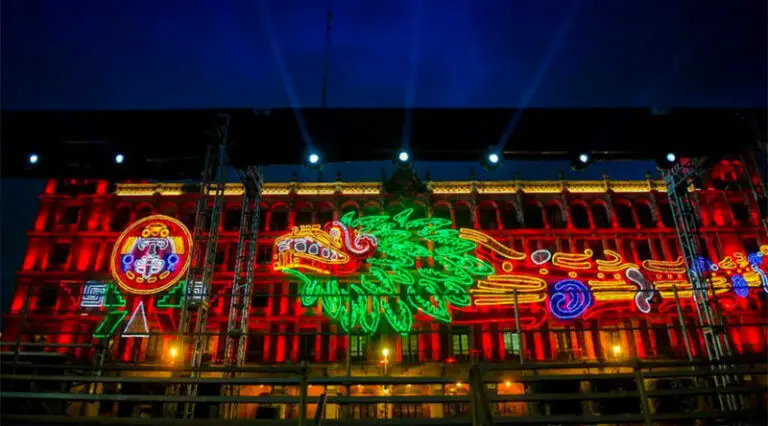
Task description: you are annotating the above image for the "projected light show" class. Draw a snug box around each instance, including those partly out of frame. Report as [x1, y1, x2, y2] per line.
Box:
[85, 215, 196, 338]
[273, 209, 768, 336]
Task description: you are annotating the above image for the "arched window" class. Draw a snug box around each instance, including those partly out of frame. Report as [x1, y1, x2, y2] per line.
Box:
[499, 203, 520, 229]
[635, 203, 655, 228]
[616, 204, 636, 228]
[432, 204, 451, 222]
[223, 207, 242, 231]
[111, 206, 132, 231]
[591, 204, 611, 229]
[316, 206, 334, 225]
[362, 204, 382, 217]
[340, 204, 359, 222]
[136, 206, 152, 221]
[477, 204, 497, 230]
[523, 204, 544, 229]
[270, 207, 290, 231]
[158, 203, 178, 218]
[658, 202, 675, 228]
[570, 204, 591, 229]
[454, 204, 473, 229]
[410, 203, 427, 220]
[545, 204, 566, 229]
[295, 206, 313, 225]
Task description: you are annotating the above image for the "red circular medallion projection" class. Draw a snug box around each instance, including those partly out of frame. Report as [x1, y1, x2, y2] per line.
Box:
[110, 215, 193, 295]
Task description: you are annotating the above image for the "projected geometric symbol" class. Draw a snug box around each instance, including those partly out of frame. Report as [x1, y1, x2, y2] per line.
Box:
[81, 281, 108, 308]
[122, 301, 149, 338]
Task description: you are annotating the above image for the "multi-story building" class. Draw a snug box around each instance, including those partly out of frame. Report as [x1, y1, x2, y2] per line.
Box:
[2, 159, 767, 423]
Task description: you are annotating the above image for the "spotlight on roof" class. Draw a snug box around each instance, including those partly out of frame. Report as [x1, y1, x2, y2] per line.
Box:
[115, 153, 125, 164]
[397, 150, 410, 163]
[571, 152, 592, 171]
[28, 153, 39, 165]
[305, 151, 323, 169]
[483, 148, 502, 170]
[656, 152, 679, 169]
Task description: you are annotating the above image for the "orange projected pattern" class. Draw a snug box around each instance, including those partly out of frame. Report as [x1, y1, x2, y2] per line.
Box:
[459, 230, 768, 317]
[272, 216, 767, 321]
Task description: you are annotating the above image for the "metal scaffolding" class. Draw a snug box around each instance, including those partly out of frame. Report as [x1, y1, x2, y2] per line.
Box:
[172, 115, 230, 419]
[663, 157, 742, 413]
[222, 165, 264, 418]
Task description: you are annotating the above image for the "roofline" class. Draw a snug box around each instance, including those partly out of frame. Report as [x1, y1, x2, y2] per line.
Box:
[115, 179, 668, 197]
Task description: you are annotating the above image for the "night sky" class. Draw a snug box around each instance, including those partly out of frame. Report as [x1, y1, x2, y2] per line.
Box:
[1, 0, 766, 314]
[1, 0, 766, 109]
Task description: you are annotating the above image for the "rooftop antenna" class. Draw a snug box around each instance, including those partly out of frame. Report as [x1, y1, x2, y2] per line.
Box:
[321, 0, 333, 108]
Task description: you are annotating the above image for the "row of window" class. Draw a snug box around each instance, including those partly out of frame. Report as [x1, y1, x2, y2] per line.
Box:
[44, 193, 757, 234]
[34, 231, 763, 274]
[111, 320, 767, 364]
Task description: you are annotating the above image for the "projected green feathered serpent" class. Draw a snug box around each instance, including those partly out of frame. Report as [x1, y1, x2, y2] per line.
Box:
[272, 209, 495, 335]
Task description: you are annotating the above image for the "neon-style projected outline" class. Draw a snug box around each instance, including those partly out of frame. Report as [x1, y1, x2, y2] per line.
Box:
[272, 211, 768, 333]
[110, 215, 193, 295]
[549, 279, 593, 320]
[279, 209, 493, 335]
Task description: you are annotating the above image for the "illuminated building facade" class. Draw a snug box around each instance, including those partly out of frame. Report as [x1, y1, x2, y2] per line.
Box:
[2, 160, 767, 422]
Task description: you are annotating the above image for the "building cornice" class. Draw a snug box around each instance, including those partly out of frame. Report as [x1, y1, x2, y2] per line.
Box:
[115, 179, 669, 197]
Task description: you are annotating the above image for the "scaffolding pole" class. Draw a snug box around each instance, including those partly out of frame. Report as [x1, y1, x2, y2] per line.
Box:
[663, 157, 743, 413]
[169, 115, 230, 419]
[222, 165, 264, 419]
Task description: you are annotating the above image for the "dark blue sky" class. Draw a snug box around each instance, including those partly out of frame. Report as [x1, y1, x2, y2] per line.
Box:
[2, 0, 766, 109]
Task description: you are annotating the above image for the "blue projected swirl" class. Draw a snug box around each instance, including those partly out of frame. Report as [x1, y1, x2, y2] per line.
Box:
[549, 279, 593, 320]
[731, 275, 749, 298]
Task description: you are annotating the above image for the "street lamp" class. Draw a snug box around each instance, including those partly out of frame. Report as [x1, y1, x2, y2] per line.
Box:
[612, 344, 622, 358]
[381, 348, 390, 375]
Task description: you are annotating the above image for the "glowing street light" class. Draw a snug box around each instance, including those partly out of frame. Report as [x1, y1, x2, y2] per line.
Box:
[308, 153, 320, 164]
[612, 344, 622, 357]
[666, 152, 676, 163]
[578, 153, 590, 164]
[28, 153, 39, 165]
[398, 150, 410, 163]
[115, 153, 125, 164]
[488, 153, 500, 164]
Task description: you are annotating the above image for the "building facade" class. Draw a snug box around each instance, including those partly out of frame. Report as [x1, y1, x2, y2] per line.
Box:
[2, 160, 767, 421]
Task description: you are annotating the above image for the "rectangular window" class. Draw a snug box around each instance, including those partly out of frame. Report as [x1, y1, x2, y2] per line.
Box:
[743, 238, 759, 255]
[37, 285, 59, 309]
[401, 334, 419, 364]
[503, 331, 520, 356]
[588, 239, 605, 260]
[59, 206, 81, 226]
[251, 287, 269, 308]
[350, 335, 367, 362]
[247, 332, 265, 362]
[652, 325, 672, 357]
[553, 329, 573, 361]
[256, 245, 271, 264]
[298, 329, 315, 362]
[287, 282, 298, 315]
[452, 328, 470, 361]
[49, 243, 71, 270]
[271, 283, 283, 316]
[145, 334, 163, 361]
[635, 239, 652, 261]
